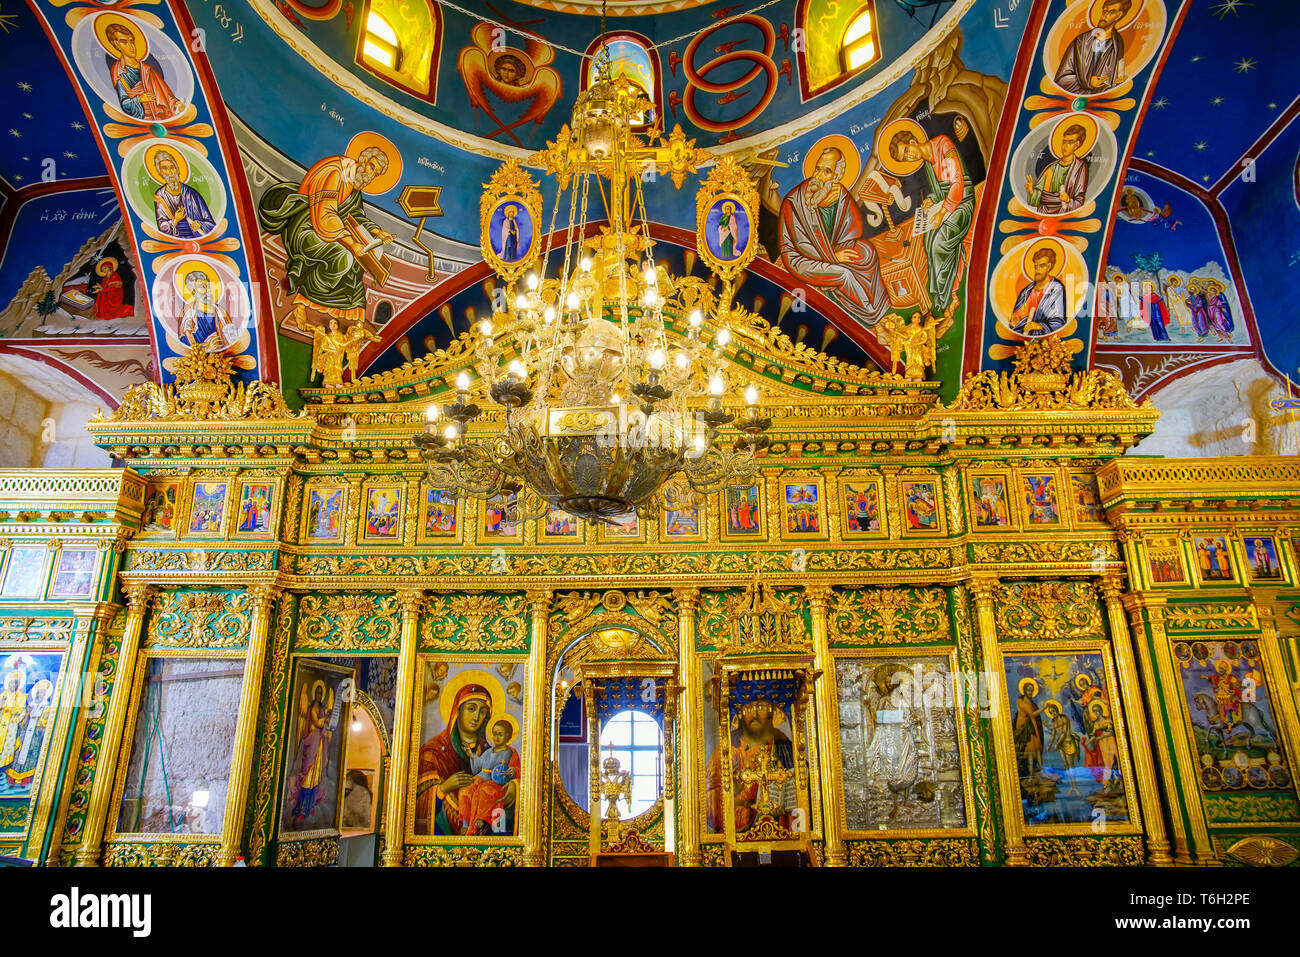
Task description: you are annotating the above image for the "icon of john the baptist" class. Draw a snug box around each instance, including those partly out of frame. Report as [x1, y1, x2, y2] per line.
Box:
[414, 682, 520, 835]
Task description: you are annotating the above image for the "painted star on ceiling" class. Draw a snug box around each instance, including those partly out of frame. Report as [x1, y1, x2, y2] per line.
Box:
[0, 6, 17, 34]
[1210, 0, 1253, 17]
[16, 80, 30, 91]
[1234, 57, 1257, 74]
[1152, 98, 1169, 109]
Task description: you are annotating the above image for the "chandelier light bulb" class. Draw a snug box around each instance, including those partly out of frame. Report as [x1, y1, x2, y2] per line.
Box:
[649, 348, 666, 370]
[508, 359, 526, 378]
[694, 433, 707, 451]
[425, 404, 441, 422]
[544, 306, 556, 323]
[644, 289, 659, 307]
[444, 424, 458, 440]
[689, 310, 703, 327]
[643, 265, 657, 285]
[674, 351, 688, 369]
[716, 328, 731, 347]
[580, 257, 592, 272]
[457, 371, 471, 391]
[710, 375, 725, 396]
[526, 273, 539, 290]
[566, 292, 580, 310]
[515, 294, 528, 310]
[610, 392, 621, 404]
[745, 385, 759, 406]
[480, 319, 493, 336]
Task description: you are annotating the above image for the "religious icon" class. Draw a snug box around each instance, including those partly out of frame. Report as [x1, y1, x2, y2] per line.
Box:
[1004, 653, 1132, 827]
[89, 258, 135, 321]
[836, 655, 968, 830]
[141, 482, 179, 534]
[280, 660, 354, 834]
[50, 549, 98, 598]
[146, 142, 216, 240]
[1047, 0, 1163, 98]
[1244, 537, 1282, 582]
[723, 483, 764, 539]
[1146, 536, 1186, 585]
[706, 198, 750, 262]
[604, 510, 641, 540]
[779, 136, 889, 326]
[1172, 641, 1290, 792]
[421, 487, 459, 540]
[1022, 474, 1060, 525]
[0, 653, 64, 799]
[842, 479, 882, 537]
[0, 548, 47, 598]
[542, 505, 578, 539]
[1011, 242, 1068, 337]
[94, 13, 184, 121]
[1022, 114, 1100, 216]
[707, 691, 797, 839]
[257, 131, 400, 359]
[483, 492, 520, 540]
[415, 662, 525, 836]
[362, 486, 403, 541]
[304, 486, 345, 543]
[1193, 536, 1236, 583]
[876, 117, 976, 318]
[783, 483, 822, 536]
[188, 482, 227, 534]
[489, 201, 534, 264]
[902, 481, 940, 531]
[235, 482, 275, 535]
[662, 483, 703, 540]
[1070, 473, 1105, 524]
[970, 475, 1011, 528]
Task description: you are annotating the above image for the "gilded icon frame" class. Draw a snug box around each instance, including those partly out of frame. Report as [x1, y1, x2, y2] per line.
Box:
[417, 484, 463, 546]
[301, 481, 348, 545]
[837, 473, 888, 541]
[777, 474, 828, 542]
[967, 469, 1017, 533]
[359, 481, 405, 545]
[231, 478, 280, 540]
[277, 656, 357, 841]
[899, 474, 946, 536]
[539, 504, 585, 545]
[719, 481, 768, 543]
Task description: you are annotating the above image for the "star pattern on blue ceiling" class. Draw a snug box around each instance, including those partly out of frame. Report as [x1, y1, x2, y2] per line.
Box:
[1133, 1, 1299, 187]
[0, 2, 108, 189]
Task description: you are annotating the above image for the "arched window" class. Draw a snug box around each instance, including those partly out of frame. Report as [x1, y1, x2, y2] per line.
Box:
[797, 0, 882, 99]
[356, 0, 442, 104]
[601, 709, 662, 815]
[582, 32, 661, 128]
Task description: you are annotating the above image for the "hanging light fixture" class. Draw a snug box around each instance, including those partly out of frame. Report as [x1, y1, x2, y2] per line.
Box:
[413, 28, 770, 524]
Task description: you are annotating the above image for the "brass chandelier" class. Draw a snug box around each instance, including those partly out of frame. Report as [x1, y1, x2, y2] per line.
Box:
[413, 48, 771, 524]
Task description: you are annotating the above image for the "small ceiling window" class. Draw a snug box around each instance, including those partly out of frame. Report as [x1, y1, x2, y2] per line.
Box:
[355, 0, 441, 103]
[361, 11, 399, 71]
[841, 6, 879, 72]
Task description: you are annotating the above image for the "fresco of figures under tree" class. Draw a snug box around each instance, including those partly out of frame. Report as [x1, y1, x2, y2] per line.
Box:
[415, 660, 524, 838]
[279, 659, 354, 834]
[835, 656, 967, 831]
[1004, 652, 1130, 828]
[0, 652, 64, 808]
[1173, 640, 1291, 793]
[116, 657, 244, 835]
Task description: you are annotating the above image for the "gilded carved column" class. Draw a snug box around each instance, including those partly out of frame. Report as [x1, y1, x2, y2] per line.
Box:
[41, 601, 121, 866]
[1100, 575, 1172, 866]
[674, 587, 702, 866]
[217, 584, 281, 867]
[381, 588, 424, 866]
[522, 588, 550, 866]
[1121, 593, 1199, 865]
[807, 586, 847, 867]
[75, 583, 153, 866]
[966, 575, 1027, 866]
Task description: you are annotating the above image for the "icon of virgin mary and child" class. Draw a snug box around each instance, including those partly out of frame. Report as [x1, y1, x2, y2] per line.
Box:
[414, 679, 521, 836]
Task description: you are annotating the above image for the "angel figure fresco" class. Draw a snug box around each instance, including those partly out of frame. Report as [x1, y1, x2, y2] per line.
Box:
[290, 680, 338, 827]
[458, 22, 562, 146]
[305, 318, 381, 388]
[257, 132, 401, 381]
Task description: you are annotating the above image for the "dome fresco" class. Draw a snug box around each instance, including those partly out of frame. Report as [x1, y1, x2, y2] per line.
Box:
[0, 0, 1295, 410]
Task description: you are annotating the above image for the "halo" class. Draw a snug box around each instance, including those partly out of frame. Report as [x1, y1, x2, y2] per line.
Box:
[1074, 673, 1093, 692]
[30, 679, 52, 701]
[1044, 700, 1061, 717]
[503, 203, 518, 218]
[1018, 677, 1039, 698]
[144, 142, 189, 185]
[803, 133, 861, 187]
[1049, 113, 1098, 159]
[722, 200, 735, 214]
[1021, 238, 1066, 280]
[490, 711, 520, 745]
[1087, 699, 1109, 718]
[438, 668, 506, 729]
[488, 48, 536, 87]
[95, 257, 118, 276]
[310, 679, 326, 700]
[1089, 0, 1143, 32]
[94, 12, 150, 59]
[1215, 658, 1232, 674]
[875, 119, 927, 177]
[345, 131, 403, 195]
[173, 259, 223, 302]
